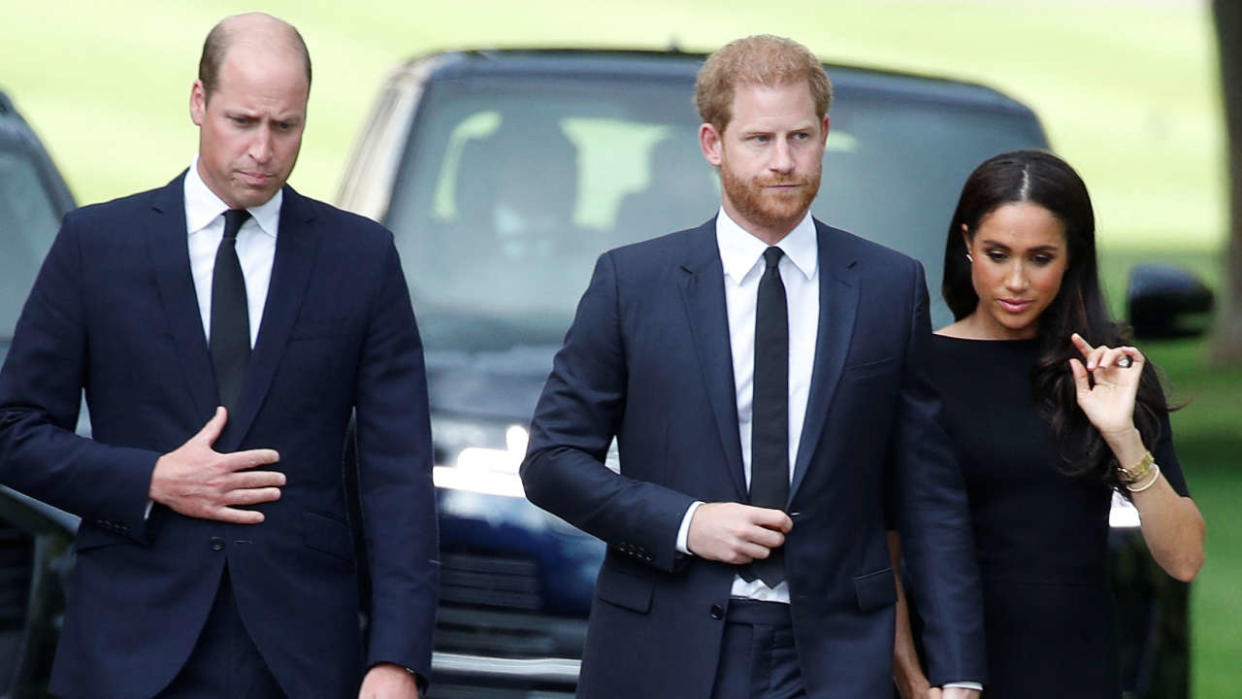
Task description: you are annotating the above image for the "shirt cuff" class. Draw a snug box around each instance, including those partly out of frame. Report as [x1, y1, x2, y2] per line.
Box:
[675, 501, 705, 555]
[943, 682, 983, 691]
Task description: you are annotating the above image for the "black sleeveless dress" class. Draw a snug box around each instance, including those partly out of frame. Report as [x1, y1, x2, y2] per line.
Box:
[929, 336, 1189, 699]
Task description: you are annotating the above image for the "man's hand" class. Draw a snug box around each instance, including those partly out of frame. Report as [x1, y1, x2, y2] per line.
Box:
[358, 663, 420, 699]
[148, 407, 283, 523]
[687, 502, 792, 564]
[940, 687, 980, 699]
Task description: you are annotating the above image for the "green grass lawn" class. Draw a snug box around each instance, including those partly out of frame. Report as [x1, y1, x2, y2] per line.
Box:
[2, 1, 1238, 694]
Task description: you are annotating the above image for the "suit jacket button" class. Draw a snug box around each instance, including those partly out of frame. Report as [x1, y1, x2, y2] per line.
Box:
[209, 537, 225, 552]
[710, 604, 724, 620]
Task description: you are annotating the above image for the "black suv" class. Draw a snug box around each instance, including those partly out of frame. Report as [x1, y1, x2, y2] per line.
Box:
[0, 53, 1209, 697]
[0, 89, 77, 696]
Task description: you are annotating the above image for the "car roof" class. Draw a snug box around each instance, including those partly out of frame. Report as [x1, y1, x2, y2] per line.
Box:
[0, 91, 34, 144]
[0, 88, 76, 213]
[400, 48, 1038, 119]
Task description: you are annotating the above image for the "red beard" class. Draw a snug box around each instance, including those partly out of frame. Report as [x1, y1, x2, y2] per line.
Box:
[719, 157, 820, 234]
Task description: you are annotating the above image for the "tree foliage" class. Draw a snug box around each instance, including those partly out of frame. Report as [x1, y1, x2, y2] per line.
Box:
[1213, 0, 1242, 363]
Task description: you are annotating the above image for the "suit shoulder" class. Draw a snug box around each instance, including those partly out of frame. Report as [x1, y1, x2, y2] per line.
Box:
[62, 185, 170, 226]
[298, 196, 389, 239]
[301, 195, 390, 235]
[602, 223, 708, 269]
[291, 192, 396, 253]
[818, 220, 923, 274]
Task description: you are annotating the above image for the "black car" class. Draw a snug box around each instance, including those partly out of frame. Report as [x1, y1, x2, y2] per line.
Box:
[0, 53, 1210, 697]
[0, 89, 77, 697]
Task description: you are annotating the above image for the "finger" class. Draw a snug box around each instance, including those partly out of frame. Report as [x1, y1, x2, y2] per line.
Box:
[220, 449, 282, 472]
[1122, 346, 1146, 367]
[735, 541, 770, 561]
[1086, 344, 1108, 371]
[1069, 358, 1090, 395]
[744, 526, 786, 549]
[750, 507, 793, 533]
[1070, 332, 1094, 358]
[229, 469, 287, 489]
[222, 486, 282, 506]
[208, 506, 265, 524]
[1094, 347, 1115, 370]
[1100, 346, 1129, 370]
[193, 407, 228, 446]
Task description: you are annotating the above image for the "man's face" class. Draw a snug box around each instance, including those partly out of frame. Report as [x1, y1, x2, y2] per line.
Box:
[700, 81, 828, 242]
[189, 44, 308, 209]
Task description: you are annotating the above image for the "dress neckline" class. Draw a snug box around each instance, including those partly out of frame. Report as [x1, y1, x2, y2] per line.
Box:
[933, 333, 1040, 345]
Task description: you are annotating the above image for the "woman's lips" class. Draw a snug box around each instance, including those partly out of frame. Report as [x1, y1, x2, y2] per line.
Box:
[998, 298, 1033, 314]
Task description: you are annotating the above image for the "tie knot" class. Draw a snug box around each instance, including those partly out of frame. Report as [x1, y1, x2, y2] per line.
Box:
[222, 209, 251, 240]
[763, 246, 784, 270]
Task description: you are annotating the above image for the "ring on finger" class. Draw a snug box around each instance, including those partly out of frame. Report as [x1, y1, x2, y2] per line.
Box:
[1117, 355, 1133, 368]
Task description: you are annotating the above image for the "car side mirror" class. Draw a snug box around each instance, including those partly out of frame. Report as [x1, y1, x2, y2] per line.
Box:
[1126, 264, 1214, 339]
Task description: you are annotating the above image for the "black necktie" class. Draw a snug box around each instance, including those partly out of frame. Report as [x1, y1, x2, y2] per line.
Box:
[745, 246, 789, 587]
[210, 209, 252, 416]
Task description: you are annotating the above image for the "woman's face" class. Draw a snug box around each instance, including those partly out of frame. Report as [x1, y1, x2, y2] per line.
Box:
[965, 201, 1069, 339]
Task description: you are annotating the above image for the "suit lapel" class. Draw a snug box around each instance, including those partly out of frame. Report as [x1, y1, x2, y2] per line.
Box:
[789, 221, 859, 503]
[218, 186, 319, 450]
[147, 173, 219, 423]
[677, 220, 748, 501]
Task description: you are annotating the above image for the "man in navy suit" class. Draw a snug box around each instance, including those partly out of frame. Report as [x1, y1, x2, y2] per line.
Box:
[521, 36, 984, 698]
[0, 13, 435, 698]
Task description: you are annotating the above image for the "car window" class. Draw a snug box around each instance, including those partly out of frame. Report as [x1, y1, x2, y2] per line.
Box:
[388, 77, 715, 353]
[814, 98, 1046, 323]
[0, 146, 60, 341]
[385, 75, 1044, 353]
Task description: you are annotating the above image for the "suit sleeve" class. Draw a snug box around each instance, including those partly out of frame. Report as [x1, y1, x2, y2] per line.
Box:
[521, 252, 694, 573]
[0, 213, 158, 540]
[353, 238, 438, 675]
[891, 263, 987, 686]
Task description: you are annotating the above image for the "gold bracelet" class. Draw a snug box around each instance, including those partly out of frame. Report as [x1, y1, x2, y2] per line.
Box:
[1127, 463, 1161, 493]
[1120, 451, 1155, 486]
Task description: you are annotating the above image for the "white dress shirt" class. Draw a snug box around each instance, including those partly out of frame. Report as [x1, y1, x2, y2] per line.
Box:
[675, 208, 819, 604]
[184, 157, 281, 347]
[141, 162, 282, 522]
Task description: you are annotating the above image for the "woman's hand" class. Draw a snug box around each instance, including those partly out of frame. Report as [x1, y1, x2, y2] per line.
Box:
[1068, 333, 1143, 438]
[895, 676, 941, 699]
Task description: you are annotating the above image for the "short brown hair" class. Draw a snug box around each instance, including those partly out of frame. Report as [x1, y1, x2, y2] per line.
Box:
[694, 35, 832, 133]
[198, 14, 312, 101]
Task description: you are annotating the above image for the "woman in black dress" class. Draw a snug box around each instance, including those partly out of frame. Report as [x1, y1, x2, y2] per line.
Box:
[892, 150, 1205, 699]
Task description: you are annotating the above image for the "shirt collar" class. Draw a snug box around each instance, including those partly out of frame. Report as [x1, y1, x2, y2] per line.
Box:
[184, 156, 282, 238]
[715, 207, 818, 284]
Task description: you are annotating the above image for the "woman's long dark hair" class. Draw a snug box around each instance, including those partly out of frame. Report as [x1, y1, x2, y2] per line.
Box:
[941, 150, 1169, 489]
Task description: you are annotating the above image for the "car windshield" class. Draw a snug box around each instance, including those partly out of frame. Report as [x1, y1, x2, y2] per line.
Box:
[385, 73, 1044, 353]
[0, 145, 60, 343]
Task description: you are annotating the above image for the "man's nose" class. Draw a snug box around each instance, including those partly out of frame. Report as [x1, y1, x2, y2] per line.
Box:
[769, 139, 795, 174]
[249, 128, 273, 164]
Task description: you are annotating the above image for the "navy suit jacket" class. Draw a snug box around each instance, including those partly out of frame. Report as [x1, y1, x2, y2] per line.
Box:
[521, 219, 985, 698]
[0, 175, 438, 698]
